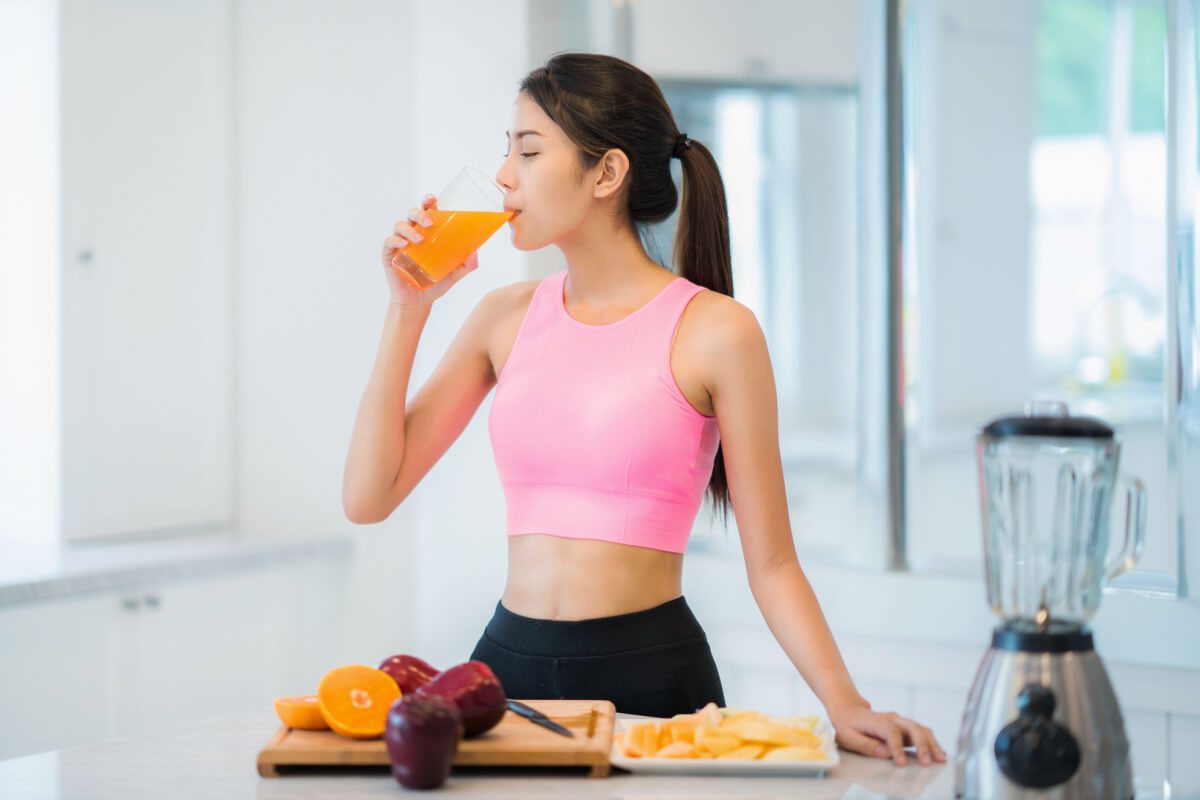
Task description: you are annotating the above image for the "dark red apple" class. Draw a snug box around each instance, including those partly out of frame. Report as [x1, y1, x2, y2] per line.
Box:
[422, 660, 507, 737]
[384, 690, 462, 790]
[378, 654, 440, 695]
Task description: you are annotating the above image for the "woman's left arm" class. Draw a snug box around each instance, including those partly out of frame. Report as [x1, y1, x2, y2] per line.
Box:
[701, 299, 946, 767]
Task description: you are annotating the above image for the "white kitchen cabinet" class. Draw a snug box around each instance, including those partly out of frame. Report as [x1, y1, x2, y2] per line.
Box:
[0, 592, 117, 758]
[116, 569, 287, 737]
[267, 556, 347, 697]
[0, 556, 343, 760]
[58, 0, 234, 540]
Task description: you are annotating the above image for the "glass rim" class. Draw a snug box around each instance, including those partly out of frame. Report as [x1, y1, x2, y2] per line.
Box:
[452, 164, 506, 203]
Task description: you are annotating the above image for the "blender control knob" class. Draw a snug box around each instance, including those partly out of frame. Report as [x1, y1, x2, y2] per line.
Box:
[994, 684, 1081, 789]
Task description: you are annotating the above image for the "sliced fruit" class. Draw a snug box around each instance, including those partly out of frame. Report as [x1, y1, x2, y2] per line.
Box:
[722, 717, 813, 746]
[695, 733, 742, 756]
[663, 715, 699, 745]
[616, 705, 827, 761]
[655, 741, 699, 758]
[625, 720, 668, 757]
[696, 702, 724, 724]
[317, 665, 402, 739]
[272, 695, 329, 730]
[762, 744, 827, 761]
[717, 743, 767, 759]
[695, 712, 719, 744]
[773, 714, 820, 731]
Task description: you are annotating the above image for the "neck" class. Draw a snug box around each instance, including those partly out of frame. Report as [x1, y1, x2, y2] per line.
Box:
[556, 218, 673, 305]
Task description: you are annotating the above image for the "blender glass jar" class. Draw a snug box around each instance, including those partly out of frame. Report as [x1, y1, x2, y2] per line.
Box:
[977, 404, 1146, 628]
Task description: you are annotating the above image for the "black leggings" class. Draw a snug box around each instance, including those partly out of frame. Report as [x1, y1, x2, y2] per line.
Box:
[468, 595, 726, 718]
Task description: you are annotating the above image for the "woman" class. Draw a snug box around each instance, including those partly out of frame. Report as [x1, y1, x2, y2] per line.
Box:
[343, 53, 945, 767]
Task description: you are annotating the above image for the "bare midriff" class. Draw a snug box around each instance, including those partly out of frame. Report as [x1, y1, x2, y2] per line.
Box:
[501, 533, 684, 621]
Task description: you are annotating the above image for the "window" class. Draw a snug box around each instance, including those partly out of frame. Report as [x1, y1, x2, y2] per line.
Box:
[656, 83, 877, 563]
[902, 0, 1186, 592]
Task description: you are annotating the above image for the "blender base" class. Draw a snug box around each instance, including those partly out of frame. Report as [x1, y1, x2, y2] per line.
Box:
[954, 626, 1132, 800]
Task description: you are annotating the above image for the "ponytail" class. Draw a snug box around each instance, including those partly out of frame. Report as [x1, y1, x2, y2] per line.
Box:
[675, 140, 733, 521]
[675, 141, 733, 297]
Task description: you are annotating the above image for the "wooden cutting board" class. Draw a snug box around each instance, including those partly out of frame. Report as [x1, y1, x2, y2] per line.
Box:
[257, 699, 616, 778]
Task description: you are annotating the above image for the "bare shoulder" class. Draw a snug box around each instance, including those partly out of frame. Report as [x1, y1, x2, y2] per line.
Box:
[464, 278, 539, 335]
[670, 289, 768, 412]
[676, 289, 766, 363]
[474, 278, 540, 319]
[473, 278, 542, 380]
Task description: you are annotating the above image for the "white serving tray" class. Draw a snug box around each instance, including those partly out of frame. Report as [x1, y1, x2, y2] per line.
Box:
[609, 715, 839, 776]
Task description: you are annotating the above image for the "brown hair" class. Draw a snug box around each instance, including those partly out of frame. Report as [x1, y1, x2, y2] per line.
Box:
[520, 53, 734, 520]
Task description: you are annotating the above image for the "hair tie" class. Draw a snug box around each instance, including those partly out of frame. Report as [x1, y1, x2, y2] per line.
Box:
[672, 133, 691, 159]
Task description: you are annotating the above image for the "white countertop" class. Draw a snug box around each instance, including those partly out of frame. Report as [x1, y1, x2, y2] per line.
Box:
[3, 708, 1183, 799]
[0, 710, 1184, 799]
[0, 532, 352, 606]
[0, 710, 963, 799]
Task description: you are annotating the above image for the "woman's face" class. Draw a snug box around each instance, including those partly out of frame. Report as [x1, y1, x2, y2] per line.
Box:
[495, 93, 599, 251]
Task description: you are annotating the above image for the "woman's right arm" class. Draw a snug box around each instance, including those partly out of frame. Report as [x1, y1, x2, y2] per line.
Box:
[341, 197, 498, 524]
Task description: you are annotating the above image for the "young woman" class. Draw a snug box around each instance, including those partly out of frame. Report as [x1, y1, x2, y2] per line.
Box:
[344, 53, 945, 767]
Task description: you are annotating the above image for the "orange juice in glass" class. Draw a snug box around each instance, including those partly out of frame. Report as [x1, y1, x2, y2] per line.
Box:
[392, 166, 512, 290]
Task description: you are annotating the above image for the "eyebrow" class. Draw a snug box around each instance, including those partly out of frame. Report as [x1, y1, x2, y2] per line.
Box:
[505, 129, 543, 140]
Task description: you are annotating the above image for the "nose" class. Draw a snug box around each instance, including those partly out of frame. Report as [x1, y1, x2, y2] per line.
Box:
[495, 158, 515, 193]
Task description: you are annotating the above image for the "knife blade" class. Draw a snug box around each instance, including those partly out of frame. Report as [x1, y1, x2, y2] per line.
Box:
[506, 699, 575, 737]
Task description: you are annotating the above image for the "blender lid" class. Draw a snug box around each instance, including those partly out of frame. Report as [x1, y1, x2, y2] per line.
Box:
[982, 414, 1114, 439]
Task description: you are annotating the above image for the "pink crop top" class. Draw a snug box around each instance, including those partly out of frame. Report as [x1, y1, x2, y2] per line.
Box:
[488, 270, 720, 554]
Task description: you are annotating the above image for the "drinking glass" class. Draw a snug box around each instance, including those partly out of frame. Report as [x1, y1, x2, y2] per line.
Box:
[391, 166, 512, 290]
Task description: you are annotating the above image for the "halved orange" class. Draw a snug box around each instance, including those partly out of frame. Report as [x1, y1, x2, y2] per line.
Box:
[317, 665, 401, 739]
[273, 695, 329, 730]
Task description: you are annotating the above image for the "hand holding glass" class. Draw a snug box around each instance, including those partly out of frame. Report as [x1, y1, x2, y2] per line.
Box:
[392, 166, 512, 290]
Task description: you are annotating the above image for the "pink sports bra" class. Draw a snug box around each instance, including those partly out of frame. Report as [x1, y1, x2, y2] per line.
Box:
[488, 270, 720, 554]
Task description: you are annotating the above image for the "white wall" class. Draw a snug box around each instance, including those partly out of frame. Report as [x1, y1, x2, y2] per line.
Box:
[406, 0, 530, 670]
[234, 0, 424, 661]
[631, 0, 860, 85]
[233, 0, 532, 669]
[0, 0, 59, 540]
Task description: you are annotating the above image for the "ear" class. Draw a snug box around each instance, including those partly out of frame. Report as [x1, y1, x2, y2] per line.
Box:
[592, 148, 631, 200]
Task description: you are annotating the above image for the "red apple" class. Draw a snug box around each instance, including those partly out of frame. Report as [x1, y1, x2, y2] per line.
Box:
[422, 661, 507, 738]
[378, 654, 440, 695]
[384, 690, 462, 790]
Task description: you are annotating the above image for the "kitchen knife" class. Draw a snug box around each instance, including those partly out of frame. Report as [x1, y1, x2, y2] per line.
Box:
[506, 699, 575, 737]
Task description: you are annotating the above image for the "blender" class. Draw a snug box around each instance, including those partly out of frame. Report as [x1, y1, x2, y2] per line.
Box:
[955, 402, 1146, 799]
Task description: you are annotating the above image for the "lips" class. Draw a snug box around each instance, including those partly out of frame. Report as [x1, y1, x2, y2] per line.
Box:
[504, 207, 521, 220]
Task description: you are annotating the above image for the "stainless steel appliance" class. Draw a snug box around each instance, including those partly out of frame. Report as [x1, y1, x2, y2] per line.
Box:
[955, 402, 1146, 799]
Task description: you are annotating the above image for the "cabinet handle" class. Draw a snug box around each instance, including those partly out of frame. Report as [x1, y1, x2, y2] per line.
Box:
[121, 596, 140, 612]
[143, 594, 161, 609]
